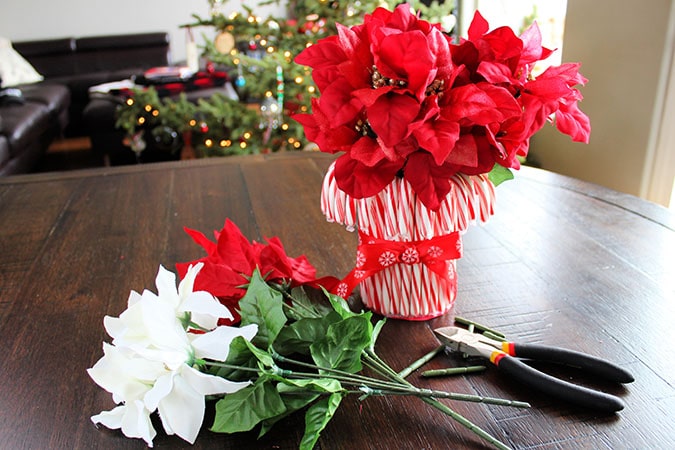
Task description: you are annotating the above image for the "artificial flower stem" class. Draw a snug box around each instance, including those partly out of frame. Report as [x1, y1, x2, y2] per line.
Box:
[272, 354, 432, 394]
[272, 353, 526, 407]
[279, 299, 322, 319]
[360, 353, 527, 406]
[397, 345, 445, 378]
[454, 316, 506, 339]
[274, 286, 325, 320]
[483, 330, 507, 342]
[279, 369, 528, 407]
[363, 350, 513, 450]
[352, 384, 528, 407]
[198, 360, 263, 374]
[422, 366, 487, 378]
[421, 397, 512, 450]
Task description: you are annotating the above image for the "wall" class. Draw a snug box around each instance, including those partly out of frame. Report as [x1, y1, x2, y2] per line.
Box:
[529, 0, 675, 204]
[0, 0, 285, 63]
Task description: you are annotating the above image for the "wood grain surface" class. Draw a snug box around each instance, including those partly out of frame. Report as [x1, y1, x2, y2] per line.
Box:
[1, 152, 673, 449]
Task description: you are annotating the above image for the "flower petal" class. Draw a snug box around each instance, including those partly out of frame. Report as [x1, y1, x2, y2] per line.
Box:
[87, 342, 163, 403]
[190, 324, 258, 362]
[334, 154, 402, 199]
[92, 401, 157, 448]
[180, 364, 253, 395]
[180, 290, 233, 330]
[155, 265, 180, 308]
[367, 93, 420, 147]
[152, 372, 204, 444]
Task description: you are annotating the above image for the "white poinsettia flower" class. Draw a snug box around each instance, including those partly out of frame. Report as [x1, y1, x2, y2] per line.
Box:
[103, 264, 232, 356]
[89, 264, 260, 447]
[144, 362, 252, 444]
[88, 342, 165, 404]
[104, 288, 190, 367]
[139, 323, 258, 444]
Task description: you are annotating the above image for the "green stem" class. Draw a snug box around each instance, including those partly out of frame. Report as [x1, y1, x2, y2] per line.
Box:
[199, 360, 261, 374]
[275, 287, 322, 319]
[422, 366, 487, 378]
[454, 316, 506, 339]
[397, 344, 445, 379]
[421, 397, 512, 450]
[363, 350, 514, 450]
[273, 352, 528, 408]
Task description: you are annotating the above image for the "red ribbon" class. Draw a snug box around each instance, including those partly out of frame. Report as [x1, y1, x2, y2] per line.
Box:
[334, 230, 463, 298]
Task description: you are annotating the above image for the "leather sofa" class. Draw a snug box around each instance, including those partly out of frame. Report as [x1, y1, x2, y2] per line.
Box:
[0, 32, 170, 176]
[0, 83, 70, 176]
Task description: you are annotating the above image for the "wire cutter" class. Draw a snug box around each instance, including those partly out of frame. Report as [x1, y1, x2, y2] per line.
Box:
[434, 326, 634, 412]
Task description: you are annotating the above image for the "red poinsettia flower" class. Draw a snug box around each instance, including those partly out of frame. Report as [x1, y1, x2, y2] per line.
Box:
[176, 219, 319, 325]
[294, 6, 590, 210]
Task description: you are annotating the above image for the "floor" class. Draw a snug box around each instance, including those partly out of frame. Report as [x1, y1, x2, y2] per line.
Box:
[33, 137, 107, 173]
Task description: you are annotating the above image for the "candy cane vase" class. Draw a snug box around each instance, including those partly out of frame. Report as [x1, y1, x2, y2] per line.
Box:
[321, 161, 496, 320]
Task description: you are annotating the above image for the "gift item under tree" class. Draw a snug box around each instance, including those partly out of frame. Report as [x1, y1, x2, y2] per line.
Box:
[295, 4, 590, 319]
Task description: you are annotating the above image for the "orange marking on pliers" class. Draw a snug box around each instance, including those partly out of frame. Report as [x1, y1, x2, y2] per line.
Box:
[490, 351, 506, 365]
[502, 341, 516, 356]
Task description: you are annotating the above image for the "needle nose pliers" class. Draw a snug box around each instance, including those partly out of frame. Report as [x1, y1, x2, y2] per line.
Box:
[434, 326, 634, 412]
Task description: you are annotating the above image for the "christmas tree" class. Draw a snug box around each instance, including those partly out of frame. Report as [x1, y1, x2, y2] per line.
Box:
[116, 0, 456, 157]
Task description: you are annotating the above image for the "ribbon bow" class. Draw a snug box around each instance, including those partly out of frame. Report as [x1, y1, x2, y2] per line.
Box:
[334, 230, 463, 298]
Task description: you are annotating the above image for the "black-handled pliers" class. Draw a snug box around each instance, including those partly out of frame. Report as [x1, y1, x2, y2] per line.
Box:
[434, 326, 634, 412]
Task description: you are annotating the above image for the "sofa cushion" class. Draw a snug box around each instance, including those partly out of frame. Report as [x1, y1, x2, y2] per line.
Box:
[18, 83, 70, 117]
[0, 102, 50, 156]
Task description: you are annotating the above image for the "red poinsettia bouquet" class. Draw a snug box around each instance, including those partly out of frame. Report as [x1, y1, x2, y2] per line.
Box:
[294, 4, 590, 210]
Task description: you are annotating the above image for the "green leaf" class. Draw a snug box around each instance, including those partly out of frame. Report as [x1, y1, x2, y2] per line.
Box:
[369, 318, 386, 352]
[274, 311, 342, 355]
[488, 164, 514, 187]
[258, 391, 320, 438]
[238, 268, 287, 349]
[211, 376, 286, 434]
[243, 339, 275, 368]
[310, 315, 373, 374]
[276, 377, 343, 394]
[299, 393, 343, 450]
[323, 288, 355, 319]
[258, 377, 343, 438]
[288, 286, 333, 319]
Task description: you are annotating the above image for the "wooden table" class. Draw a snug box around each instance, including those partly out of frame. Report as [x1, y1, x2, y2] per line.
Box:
[1, 153, 673, 449]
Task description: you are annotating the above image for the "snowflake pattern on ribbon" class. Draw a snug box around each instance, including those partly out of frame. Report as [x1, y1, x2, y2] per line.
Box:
[336, 282, 349, 298]
[355, 251, 366, 268]
[379, 251, 397, 267]
[428, 246, 444, 258]
[401, 247, 420, 264]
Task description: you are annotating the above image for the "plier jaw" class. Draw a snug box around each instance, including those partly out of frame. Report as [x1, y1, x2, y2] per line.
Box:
[434, 326, 503, 360]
